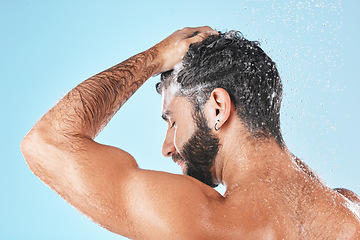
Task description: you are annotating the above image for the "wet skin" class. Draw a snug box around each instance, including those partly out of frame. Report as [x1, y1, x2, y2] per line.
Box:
[161, 87, 360, 239]
[21, 26, 360, 239]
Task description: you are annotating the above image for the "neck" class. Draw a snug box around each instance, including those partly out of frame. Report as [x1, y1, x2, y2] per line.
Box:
[213, 129, 296, 193]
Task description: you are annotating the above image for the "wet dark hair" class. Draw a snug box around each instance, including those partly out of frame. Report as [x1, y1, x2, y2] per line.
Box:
[156, 31, 284, 147]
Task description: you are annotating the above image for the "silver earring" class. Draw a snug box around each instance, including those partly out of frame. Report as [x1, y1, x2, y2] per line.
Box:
[214, 119, 220, 131]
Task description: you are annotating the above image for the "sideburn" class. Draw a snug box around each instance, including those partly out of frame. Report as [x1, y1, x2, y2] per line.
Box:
[181, 105, 220, 188]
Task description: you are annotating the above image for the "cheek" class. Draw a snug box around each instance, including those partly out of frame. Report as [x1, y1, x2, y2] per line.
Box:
[173, 123, 195, 151]
[172, 127, 181, 150]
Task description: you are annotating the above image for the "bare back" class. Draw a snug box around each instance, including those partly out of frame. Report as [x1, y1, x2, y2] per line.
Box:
[212, 164, 360, 239]
[21, 27, 360, 239]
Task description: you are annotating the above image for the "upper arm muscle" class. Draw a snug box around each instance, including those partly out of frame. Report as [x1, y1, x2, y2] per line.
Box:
[121, 169, 223, 239]
[23, 131, 223, 239]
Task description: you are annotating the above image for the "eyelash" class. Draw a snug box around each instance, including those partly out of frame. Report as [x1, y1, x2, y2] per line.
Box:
[170, 121, 175, 129]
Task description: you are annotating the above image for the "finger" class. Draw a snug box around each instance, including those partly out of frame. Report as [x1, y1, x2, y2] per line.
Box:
[197, 29, 219, 38]
[191, 31, 200, 37]
[187, 30, 219, 45]
[178, 26, 215, 38]
[192, 26, 215, 34]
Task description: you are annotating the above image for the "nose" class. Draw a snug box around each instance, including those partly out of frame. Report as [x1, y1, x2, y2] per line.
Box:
[162, 128, 176, 157]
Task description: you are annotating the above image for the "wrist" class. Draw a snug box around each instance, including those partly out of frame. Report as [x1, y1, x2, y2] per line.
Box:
[145, 45, 165, 75]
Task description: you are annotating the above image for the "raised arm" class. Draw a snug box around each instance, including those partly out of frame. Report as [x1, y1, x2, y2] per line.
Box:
[31, 27, 216, 140]
[20, 27, 221, 239]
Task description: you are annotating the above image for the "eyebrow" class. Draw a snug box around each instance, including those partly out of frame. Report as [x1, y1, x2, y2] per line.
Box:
[161, 110, 172, 122]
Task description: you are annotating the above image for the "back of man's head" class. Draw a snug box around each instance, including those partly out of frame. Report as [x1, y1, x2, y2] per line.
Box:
[156, 31, 284, 147]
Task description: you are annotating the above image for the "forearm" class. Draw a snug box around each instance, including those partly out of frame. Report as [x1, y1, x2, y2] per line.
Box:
[20, 48, 161, 225]
[20, 27, 218, 238]
[26, 27, 217, 142]
[33, 48, 161, 140]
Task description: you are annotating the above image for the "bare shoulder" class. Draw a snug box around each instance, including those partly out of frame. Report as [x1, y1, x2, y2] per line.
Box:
[334, 187, 360, 205]
[296, 185, 360, 238]
[223, 179, 360, 239]
[127, 168, 224, 206]
[126, 174, 289, 239]
[122, 169, 225, 239]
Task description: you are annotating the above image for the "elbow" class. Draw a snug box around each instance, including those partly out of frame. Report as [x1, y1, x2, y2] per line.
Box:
[20, 130, 42, 174]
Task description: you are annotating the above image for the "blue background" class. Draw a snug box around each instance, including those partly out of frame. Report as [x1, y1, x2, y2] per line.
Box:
[1, 0, 359, 239]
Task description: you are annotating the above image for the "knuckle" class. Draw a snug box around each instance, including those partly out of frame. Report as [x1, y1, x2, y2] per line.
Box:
[199, 26, 211, 31]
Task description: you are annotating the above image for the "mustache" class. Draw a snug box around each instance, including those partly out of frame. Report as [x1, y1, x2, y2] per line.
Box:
[172, 153, 185, 163]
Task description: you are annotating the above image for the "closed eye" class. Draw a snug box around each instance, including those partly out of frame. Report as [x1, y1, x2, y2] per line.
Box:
[170, 121, 175, 129]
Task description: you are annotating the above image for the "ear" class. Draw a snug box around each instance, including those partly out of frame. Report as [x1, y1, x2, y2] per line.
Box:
[205, 88, 232, 131]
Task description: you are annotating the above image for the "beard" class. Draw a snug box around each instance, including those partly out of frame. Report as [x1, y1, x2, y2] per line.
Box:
[173, 110, 220, 188]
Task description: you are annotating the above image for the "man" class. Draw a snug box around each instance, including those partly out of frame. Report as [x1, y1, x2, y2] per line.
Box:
[21, 26, 360, 239]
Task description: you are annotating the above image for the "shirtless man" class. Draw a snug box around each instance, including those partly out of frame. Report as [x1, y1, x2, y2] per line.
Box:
[21, 26, 360, 239]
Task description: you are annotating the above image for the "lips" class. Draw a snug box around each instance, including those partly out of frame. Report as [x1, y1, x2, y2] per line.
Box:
[177, 159, 186, 167]
[172, 154, 187, 172]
